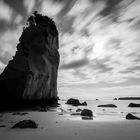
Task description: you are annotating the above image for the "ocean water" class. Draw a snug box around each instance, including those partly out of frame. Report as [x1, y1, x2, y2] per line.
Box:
[58, 100, 140, 121]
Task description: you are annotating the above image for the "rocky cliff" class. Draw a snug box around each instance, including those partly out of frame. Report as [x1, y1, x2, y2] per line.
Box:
[0, 12, 60, 110]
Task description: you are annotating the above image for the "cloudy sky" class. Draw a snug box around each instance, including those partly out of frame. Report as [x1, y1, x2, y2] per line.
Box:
[0, 0, 140, 99]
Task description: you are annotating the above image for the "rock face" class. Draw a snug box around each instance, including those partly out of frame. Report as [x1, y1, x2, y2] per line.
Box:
[97, 104, 117, 108]
[66, 98, 87, 106]
[0, 12, 60, 110]
[128, 103, 140, 107]
[12, 120, 38, 128]
[126, 113, 140, 120]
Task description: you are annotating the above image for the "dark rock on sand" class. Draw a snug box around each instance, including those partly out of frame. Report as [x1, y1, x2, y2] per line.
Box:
[81, 109, 93, 117]
[12, 120, 38, 128]
[98, 104, 117, 108]
[128, 103, 140, 107]
[126, 113, 140, 120]
[71, 112, 81, 115]
[66, 98, 87, 106]
[0, 12, 60, 110]
[76, 108, 83, 112]
[66, 98, 80, 106]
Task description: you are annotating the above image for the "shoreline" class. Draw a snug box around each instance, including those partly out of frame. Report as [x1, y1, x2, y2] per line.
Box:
[0, 100, 140, 140]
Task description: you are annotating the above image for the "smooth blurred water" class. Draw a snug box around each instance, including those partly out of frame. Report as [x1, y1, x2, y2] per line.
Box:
[58, 100, 140, 121]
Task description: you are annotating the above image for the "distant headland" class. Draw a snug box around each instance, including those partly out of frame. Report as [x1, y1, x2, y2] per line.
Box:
[114, 97, 140, 100]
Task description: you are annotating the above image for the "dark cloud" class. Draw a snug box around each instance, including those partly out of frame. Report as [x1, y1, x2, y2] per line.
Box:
[98, 0, 123, 21]
[4, 0, 26, 16]
[79, 28, 90, 37]
[0, 52, 12, 65]
[0, 22, 9, 32]
[121, 18, 135, 23]
[58, 16, 75, 34]
[71, 46, 79, 54]
[128, 66, 140, 71]
[60, 58, 89, 69]
[72, 70, 88, 80]
[120, 65, 140, 74]
[52, 0, 65, 2]
[97, 57, 110, 63]
[131, 19, 140, 31]
[105, 0, 122, 7]
[106, 38, 121, 50]
[134, 57, 140, 63]
[89, 59, 112, 73]
[57, 0, 77, 19]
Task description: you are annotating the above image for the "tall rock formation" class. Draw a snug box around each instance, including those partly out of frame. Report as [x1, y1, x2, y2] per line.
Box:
[0, 12, 60, 110]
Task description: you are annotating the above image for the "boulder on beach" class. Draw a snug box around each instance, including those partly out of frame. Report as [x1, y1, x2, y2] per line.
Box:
[66, 98, 80, 106]
[126, 113, 140, 120]
[97, 104, 117, 108]
[0, 11, 60, 110]
[66, 98, 87, 106]
[128, 103, 140, 107]
[81, 109, 93, 117]
[12, 120, 38, 128]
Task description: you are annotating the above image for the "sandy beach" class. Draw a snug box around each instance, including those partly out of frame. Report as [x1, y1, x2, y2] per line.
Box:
[0, 100, 140, 140]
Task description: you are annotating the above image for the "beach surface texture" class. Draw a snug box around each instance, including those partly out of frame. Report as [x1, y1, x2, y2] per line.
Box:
[0, 99, 140, 140]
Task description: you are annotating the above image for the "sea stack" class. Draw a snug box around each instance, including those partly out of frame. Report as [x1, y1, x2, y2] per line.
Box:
[0, 12, 60, 110]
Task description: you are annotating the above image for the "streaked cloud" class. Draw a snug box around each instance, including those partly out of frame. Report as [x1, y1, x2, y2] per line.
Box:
[23, 0, 35, 13]
[58, 0, 140, 96]
[60, 57, 89, 69]
[0, 0, 140, 99]
[14, 14, 23, 24]
[40, 0, 64, 18]
[0, 26, 23, 66]
[0, 0, 13, 22]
